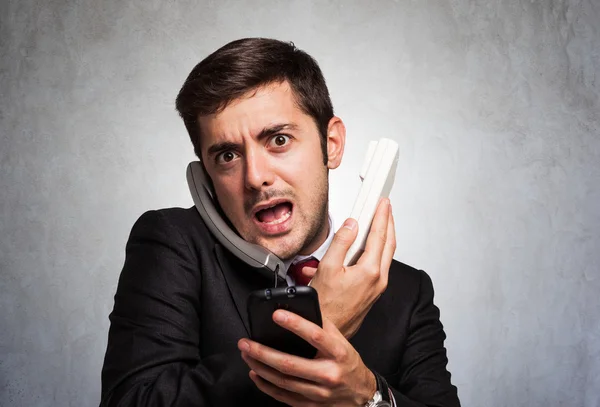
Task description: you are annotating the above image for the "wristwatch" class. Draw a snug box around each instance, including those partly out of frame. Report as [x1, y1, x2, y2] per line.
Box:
[364, 390, 391, 407]
[365, 371, 392, 407]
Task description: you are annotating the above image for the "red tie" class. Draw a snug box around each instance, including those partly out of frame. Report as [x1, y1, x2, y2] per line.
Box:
[288, 258, 319, 286]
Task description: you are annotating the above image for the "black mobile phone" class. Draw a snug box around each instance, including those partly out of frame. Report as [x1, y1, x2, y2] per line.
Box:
[247, 286, 323, 359]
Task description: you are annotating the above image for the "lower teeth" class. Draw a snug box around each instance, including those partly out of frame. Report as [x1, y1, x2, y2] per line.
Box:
[264, 211, 291, 225]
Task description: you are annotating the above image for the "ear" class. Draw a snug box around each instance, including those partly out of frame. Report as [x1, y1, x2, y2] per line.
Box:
[325, 116, 346, 170]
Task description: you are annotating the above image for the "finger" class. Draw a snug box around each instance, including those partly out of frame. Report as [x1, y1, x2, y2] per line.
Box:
[379, 206, 396, 287]
[273, 309, 346, 361]
[249, 370, 312, 406]
[301, 266, 318, 279]
[238, 336, 330, 383]
[357, 198, 390, 268]
[242, 353, 329, 401]
[319, 218, 358, 273]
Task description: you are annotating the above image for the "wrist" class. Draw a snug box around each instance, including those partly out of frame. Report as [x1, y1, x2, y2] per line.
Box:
[358, 368, 378, 405]
[367, 369, 378, 398]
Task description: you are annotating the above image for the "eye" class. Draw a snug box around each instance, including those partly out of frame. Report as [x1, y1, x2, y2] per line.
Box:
[269, 134, 291, 148]
[215, 150, 239, 164]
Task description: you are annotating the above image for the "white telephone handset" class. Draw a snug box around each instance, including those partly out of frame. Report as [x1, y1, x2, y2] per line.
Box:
[343, 138, 399, 266]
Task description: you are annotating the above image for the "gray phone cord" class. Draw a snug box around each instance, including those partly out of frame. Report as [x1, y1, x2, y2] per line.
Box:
[273, 264, 280, 288]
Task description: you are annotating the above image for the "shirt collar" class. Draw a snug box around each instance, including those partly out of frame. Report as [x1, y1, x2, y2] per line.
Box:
[283, 214, 335, 274]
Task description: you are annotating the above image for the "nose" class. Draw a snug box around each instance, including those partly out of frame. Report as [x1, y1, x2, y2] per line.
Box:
[244, 149, 275, 190]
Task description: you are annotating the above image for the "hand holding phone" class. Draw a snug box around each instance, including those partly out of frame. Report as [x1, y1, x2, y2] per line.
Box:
[309, 198, 396, 338]
[239, 308, 379, 405]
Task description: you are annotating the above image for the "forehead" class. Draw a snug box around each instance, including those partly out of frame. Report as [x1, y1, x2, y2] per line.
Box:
[197, 82, 309, 145]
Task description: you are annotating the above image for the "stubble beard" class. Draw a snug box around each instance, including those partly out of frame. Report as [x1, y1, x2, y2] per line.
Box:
[294, 192, 328, 258]
[279, 176, 329, 261]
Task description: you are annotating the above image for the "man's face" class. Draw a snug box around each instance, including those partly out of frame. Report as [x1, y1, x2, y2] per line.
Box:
[198, 82, 342, 260]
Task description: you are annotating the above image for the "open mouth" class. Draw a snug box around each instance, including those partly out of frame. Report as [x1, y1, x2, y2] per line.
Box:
[255, 202, 292, 225]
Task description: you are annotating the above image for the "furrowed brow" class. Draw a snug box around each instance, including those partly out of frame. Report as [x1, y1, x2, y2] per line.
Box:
[206, 141, 239, 157]
[256, 123, 299, 140]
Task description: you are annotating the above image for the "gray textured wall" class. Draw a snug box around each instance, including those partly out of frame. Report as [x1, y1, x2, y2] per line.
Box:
[1, 0, 599, 406]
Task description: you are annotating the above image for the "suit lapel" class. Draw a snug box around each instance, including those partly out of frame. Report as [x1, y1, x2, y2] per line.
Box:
[214, 243, 285, 335]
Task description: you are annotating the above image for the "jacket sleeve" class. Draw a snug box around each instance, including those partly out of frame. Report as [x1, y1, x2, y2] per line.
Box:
[388, 270, 461, 407]
[100, 210, 252, 406]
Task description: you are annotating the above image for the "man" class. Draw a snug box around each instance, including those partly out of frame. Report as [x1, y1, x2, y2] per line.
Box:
[100, 38, 460, 406]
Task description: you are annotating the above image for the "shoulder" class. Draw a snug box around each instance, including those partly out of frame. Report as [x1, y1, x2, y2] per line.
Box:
[125, 207, 217, 262]
[386, 259, 436, 302]
[130, 206, 212, 241]
[133, 206, 203, 228]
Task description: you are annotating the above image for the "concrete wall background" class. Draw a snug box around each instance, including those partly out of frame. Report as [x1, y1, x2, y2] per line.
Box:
[1, 0, 599, 406]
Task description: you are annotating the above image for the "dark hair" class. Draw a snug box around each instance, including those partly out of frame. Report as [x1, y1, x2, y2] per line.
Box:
[175, 38, 333, 163]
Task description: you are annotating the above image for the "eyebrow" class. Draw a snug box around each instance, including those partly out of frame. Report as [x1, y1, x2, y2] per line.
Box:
[206, 123, 299, 157]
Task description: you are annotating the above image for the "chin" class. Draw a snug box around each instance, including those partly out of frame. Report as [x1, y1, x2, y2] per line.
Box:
[255, 236, 300, 261]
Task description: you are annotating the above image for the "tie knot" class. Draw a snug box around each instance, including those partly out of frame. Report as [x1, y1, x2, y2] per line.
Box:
[288, 257, 319, 286]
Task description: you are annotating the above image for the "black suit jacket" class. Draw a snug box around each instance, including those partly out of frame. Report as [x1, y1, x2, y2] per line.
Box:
[100, 207, 460, 406]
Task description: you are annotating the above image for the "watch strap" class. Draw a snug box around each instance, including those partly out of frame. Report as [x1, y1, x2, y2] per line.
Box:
[372, 370, 391, 403]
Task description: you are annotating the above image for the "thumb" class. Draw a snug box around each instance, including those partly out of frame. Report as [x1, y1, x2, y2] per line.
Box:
[319, 218, 358, 272]
[302, 266, 319, 279]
